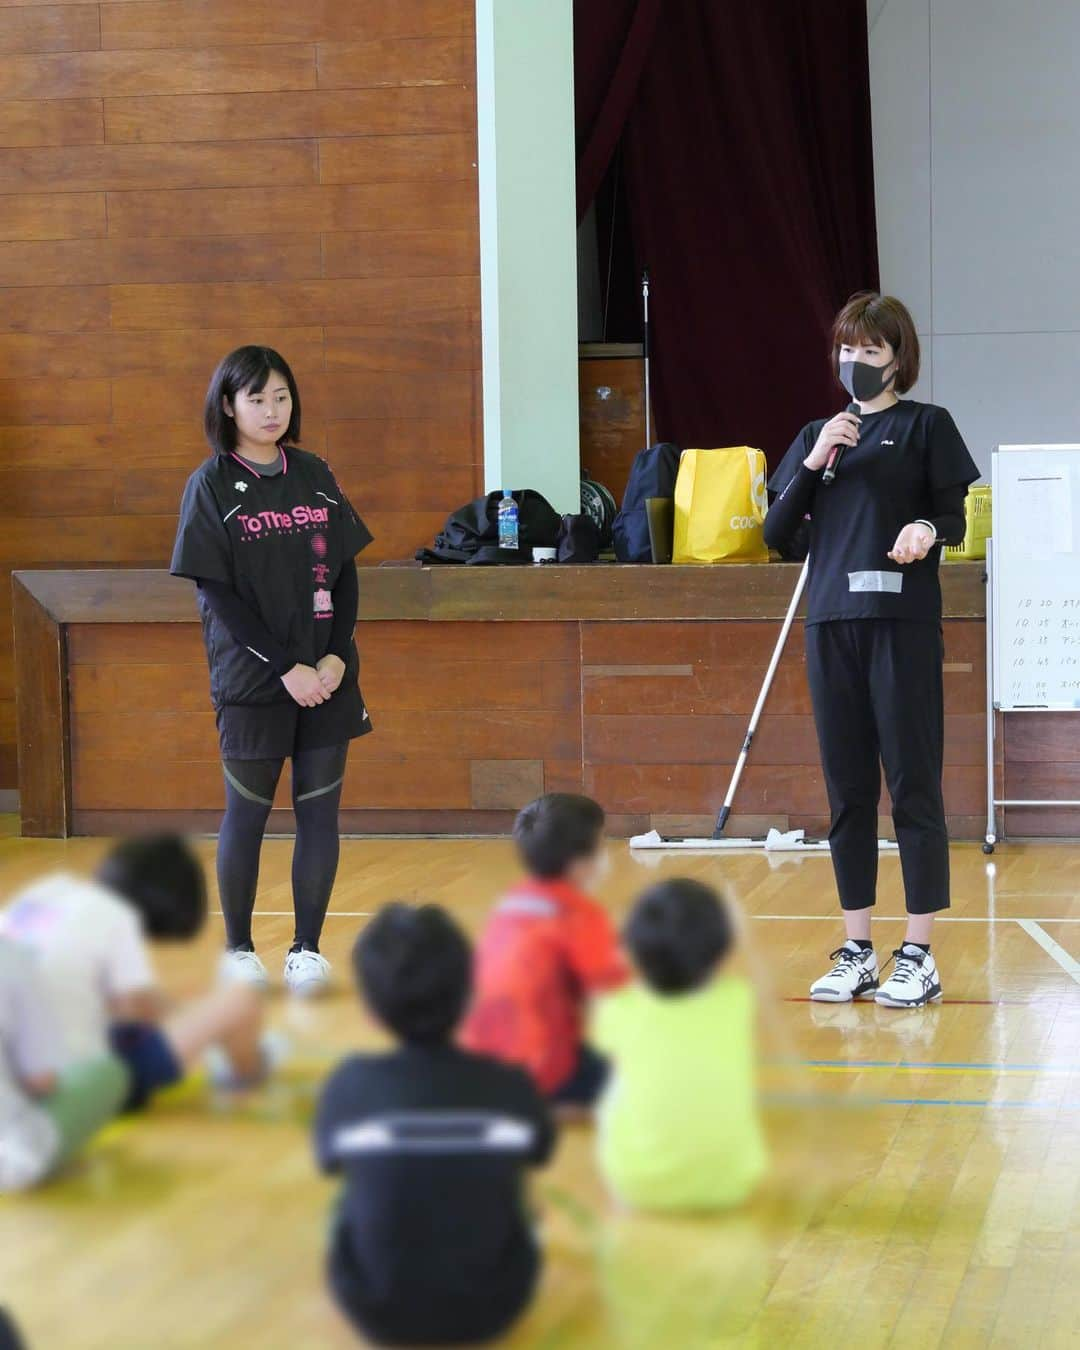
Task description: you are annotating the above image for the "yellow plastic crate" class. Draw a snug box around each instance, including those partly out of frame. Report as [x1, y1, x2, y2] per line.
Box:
[944, 484, 991, 561]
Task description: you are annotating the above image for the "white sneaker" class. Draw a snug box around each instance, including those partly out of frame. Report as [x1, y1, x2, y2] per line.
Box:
[809, 942, 879, 1002]
[205, 1031, 291, 1091]
[284, 948, 331, 998]
[219, 948, 269, 989]
[875, 945, 943, 1008]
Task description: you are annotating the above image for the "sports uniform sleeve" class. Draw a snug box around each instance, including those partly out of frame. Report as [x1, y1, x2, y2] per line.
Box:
[589, 990, 618, 1059]
[197, 580, 297, 677]
[170, 472, 233, 585]
[926, 407, 980, 492]
[924, 482, 970, 548]
[513, 1068, 557, 1166]
[313, 1061, 356, 1174]
[565, 903, 630, 994]
[326, 560, 359, 663]
[6, 957, 65, 1082]
[102, 908, 157, 999]
[325, 465, 374, 560]
[764, 424, 823, 552]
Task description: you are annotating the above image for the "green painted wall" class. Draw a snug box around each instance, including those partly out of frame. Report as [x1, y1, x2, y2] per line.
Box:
[475, 0, 581, 514]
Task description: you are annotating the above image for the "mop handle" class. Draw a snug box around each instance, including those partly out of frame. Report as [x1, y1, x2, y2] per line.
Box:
[714, 557, 809, 834]
[642, 270, 651, 449]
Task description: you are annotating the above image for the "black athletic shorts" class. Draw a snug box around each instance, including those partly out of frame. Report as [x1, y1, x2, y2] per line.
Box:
[216, 680, 372, 760]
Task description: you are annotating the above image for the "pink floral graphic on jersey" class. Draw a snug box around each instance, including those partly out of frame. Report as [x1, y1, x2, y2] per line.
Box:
[313, 588, 333, 617]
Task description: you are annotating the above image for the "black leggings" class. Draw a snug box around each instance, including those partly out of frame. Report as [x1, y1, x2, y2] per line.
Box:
[217, 742, 349, 951]
[805, 619, 949, 916]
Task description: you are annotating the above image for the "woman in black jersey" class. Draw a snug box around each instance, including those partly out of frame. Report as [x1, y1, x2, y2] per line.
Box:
[171, 347, 373, 996]
[765, 293, 979, 1008]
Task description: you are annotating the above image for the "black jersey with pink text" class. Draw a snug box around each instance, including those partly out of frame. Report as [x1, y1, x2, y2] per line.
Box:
[171, 446, 373, 709]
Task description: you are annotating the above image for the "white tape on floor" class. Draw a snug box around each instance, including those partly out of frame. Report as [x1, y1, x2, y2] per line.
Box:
[1016, 919, 1080, 986]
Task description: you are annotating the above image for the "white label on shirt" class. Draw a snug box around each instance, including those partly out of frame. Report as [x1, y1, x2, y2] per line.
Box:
[848, 570, 903, 594]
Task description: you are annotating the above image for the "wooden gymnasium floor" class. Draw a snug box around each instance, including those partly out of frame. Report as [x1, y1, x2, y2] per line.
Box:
[2, 823, 1079, 1349]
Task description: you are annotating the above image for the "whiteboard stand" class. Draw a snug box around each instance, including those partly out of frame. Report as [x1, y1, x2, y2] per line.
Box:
[985, 444, 1080, 852]
[984, 538, 997, 852]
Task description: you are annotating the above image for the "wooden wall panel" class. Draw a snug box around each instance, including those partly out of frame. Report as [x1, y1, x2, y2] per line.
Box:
[3, 0, 481, 791]
[105, 86, 473, 145]
[0, 192, 106, 240]
[0, 98, 103, 148]
[579, 352, 647, 509]
[54, 610, 1003, 838]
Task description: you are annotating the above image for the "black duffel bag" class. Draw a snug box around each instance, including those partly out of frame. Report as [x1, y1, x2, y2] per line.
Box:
[415, 489, 562, 565]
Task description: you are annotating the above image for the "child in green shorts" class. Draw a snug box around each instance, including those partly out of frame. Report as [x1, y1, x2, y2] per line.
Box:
[0, 936, 127, 1192]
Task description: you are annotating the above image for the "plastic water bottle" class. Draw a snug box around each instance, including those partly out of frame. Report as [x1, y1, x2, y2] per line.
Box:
[498, 489, 519, 550]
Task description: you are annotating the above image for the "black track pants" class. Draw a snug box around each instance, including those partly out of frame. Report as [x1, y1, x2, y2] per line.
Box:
[805, 619, 949, 915]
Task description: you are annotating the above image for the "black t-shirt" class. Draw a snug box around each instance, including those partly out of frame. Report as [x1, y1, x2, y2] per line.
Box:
[768, 401, 979, 625]
[314, 1044, 554, 1342]
[170, 446, 372, 708]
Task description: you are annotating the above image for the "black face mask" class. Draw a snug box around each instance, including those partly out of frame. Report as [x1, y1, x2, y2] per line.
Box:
[839, 358, 896, 403]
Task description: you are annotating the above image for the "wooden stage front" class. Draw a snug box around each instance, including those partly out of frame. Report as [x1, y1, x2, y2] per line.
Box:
[19, 561, 1064, 842]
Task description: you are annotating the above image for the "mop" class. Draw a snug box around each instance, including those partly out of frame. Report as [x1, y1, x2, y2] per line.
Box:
[630, 557, 899, 854]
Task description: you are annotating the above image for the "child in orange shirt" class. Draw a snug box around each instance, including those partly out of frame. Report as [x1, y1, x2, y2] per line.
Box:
[461, 794, 629, 1110]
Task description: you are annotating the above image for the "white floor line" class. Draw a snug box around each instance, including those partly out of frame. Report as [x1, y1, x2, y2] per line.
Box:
[219, 911, 1080, 923]
[1016, 919, 1080, 986]
[215, 910, 372, 918]
[749, 914, 1080, 923]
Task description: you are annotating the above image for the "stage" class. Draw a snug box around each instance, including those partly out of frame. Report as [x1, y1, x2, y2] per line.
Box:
[9, 562, 1021, 841]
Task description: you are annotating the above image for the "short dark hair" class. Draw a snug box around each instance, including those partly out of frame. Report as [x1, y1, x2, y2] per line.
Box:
[353, 903, 472, 1045]
[625, 878, 733, 994]
[830, 291, 921, 395]
[203, 345, 302, 455]
[95, 834, 207, 941]
[512, 793, 606, 881]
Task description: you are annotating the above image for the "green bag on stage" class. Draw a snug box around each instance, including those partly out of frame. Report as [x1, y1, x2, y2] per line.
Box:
[672, 447, 768, 564]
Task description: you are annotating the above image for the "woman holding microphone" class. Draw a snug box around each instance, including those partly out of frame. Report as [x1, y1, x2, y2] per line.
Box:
[764, 293, 978, 1007]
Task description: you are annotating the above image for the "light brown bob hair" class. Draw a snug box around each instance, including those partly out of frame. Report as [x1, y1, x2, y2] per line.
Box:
[830, 291, 920, 395]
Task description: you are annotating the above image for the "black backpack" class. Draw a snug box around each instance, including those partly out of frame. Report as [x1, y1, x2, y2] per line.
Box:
[415, 489, 562, 565]
[612, 442, 682, 563]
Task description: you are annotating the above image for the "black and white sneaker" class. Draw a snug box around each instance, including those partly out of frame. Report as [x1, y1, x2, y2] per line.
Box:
[874, 944, 943, 1008]
[809, 941, 879, 1002]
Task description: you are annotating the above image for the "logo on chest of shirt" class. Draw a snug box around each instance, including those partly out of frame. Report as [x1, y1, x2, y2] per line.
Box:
[235, 504, 330, 537]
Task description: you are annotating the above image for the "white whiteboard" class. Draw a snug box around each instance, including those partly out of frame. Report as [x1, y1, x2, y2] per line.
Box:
[992, 444, 1080, 710]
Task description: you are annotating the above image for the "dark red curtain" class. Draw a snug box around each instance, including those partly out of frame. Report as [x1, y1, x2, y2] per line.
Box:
[575, 0, 879, 467]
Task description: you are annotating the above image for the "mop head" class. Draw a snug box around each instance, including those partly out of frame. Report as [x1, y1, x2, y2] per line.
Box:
[629, 828, 897, 852]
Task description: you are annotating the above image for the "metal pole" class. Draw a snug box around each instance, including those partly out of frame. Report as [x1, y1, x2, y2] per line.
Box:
[642, 269, 651, 448]
[984, 538, 997, 852]
[713, 559, 809, 837]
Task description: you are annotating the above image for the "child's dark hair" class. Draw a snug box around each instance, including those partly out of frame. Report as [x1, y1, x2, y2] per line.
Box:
[95, 835, 207, 941]
[353, 903, 472, 1045]
[204, 345, 302, 455]
[625, 878, 733, 994]
[513, 793, 605, 880]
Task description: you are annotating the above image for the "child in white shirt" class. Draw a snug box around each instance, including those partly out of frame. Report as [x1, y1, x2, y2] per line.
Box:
[2, 836, 266, 1113]
[0, 936, 127, 1191]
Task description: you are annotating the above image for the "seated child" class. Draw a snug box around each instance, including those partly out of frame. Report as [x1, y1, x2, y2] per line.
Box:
[594, 877, 768, 1212]
[461, 793, 628, 1109]
[315, 903, 554, 1347]
[0, 936, 127, 1192]
[1, 835, 265, 1113]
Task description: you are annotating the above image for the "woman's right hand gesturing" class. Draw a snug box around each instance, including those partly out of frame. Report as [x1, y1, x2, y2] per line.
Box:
[805, 411, 861, 471]
[281, 663, 330, 707]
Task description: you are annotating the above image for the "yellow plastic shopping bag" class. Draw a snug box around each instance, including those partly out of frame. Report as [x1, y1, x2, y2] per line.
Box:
[672, 447, 769, 564]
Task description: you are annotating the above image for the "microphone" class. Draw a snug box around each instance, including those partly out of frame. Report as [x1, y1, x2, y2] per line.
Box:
[821, 401, 861, 486]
